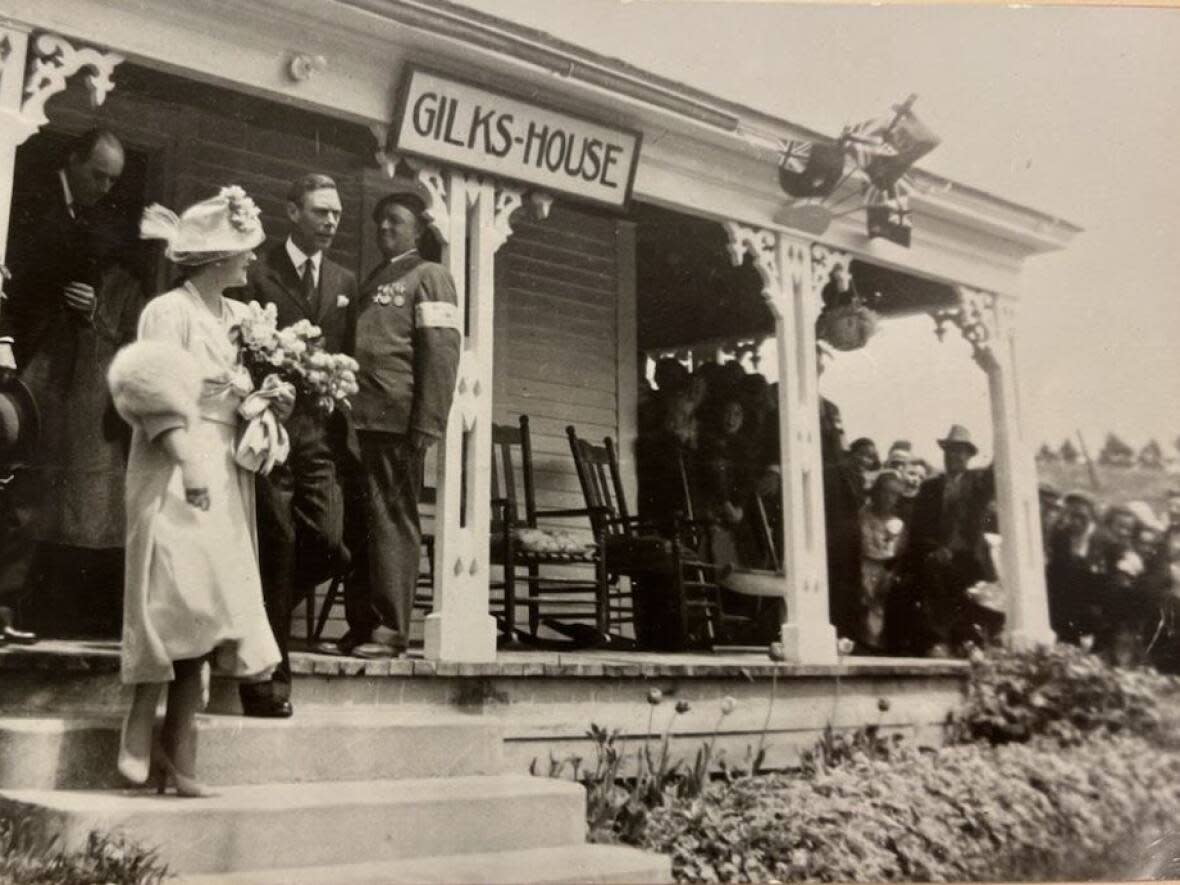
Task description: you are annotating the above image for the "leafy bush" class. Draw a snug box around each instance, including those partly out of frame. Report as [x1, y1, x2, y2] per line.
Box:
[641, 733, 1180, 882]
[953, 642, 1180, 746]
[0, 818, 170, 885]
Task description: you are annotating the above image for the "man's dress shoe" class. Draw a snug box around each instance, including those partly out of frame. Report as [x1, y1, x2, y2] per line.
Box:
[240, 695, 294, 718]
[2, 625, 37, 645]
[314, 630, 368, 657]
[0, 607, 36, 645]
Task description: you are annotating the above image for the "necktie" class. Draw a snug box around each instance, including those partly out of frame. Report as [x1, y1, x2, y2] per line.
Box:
[301, 258, 317, 312]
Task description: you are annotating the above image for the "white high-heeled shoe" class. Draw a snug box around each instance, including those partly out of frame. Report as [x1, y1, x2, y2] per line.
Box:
[117, 710, 152, 785]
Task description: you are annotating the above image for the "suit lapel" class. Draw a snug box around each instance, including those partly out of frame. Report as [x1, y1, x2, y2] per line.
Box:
[266, 244, 312, 320]
[314, 260, 340, 325]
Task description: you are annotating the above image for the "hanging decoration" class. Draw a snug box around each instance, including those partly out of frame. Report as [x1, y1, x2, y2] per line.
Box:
[815, 263, 881, 352]
[772, 95, 940, 247]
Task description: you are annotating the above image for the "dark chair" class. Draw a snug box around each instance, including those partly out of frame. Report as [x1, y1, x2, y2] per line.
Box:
[566, 425, 737, 650]
[490, 415, 617, 641]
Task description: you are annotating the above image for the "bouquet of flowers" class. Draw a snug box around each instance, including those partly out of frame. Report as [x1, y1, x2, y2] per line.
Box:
[228, 302, 359, 475]
[230, 301, 359, 415]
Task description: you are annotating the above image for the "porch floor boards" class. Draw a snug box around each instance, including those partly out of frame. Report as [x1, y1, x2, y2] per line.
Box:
[0, 639, 967, 680]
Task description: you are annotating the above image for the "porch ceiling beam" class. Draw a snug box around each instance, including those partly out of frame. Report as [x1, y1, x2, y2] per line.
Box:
[3, 0, 1077, 284]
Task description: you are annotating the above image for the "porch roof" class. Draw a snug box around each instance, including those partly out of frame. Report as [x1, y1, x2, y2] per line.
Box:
[349, 0, 1083, 241]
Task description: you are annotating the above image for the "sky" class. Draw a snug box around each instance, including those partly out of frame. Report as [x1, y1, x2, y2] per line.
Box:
[456, 0, 1180, 464]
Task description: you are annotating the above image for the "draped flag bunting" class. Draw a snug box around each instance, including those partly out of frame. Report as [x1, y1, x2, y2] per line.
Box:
[777, 139, 845, 200]
[773, 95, 938, 248]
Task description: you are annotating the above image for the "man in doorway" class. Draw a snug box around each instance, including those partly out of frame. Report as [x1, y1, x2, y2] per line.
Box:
[906, 424, 996, 655]
[339, 184, 461, 659]
[0, 128, 140, 641]
[236, 172, 358, 718]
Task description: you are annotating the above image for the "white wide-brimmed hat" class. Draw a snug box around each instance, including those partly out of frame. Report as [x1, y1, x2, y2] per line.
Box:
[141, 185, 265, 265]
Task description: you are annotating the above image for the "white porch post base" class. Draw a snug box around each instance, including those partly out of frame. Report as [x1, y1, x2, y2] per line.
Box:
[779, 622, 839, 665]
[1006, 626, 1056, 652]
[423, 611, 498, 663]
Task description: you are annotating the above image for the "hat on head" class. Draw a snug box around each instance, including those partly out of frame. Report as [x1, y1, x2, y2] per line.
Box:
[0, 377, 39, 466]
[140, 186, 265, 266]
[937, 424, 978, 456]
[1126, 500, 1165, 533]
[372, 179, 431, 222]
[1038, 482, 1061, 501]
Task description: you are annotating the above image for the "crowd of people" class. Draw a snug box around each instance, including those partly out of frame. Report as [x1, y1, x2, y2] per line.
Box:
[638, 345, 1004, 658]
[637, 343, 1180, 666]
[1043, 486, 1180, 671]
[0, 128, 460, 793]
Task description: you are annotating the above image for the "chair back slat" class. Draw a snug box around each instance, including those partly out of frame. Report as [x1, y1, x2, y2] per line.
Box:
[491, 419, 523, 527]
[567, 425, 632, 537]
[491, 416, 543, 529]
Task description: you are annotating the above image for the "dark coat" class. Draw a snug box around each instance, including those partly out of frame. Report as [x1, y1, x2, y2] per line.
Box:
[239, 240, 358, 356]
[0, 174, 143, 548]
[0, 174, 118, 366]
[352, 251, 460, 439]
[906, 468, 995, 567]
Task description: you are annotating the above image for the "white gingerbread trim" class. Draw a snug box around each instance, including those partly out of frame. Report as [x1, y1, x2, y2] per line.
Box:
[722, 220, 779, 305]
[20, 32, 124, 143]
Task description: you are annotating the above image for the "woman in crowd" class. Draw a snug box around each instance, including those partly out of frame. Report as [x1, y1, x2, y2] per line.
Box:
[857, 470, 907, 652]
[108, 187, 283, 796]
[696, 396, 757, 569]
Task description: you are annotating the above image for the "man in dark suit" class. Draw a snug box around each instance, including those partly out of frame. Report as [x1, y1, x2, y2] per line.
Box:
[340, 185, 460, 658]
[906, 424, 996, 655]
[0, 128, 131, 641]
[235, 173, 358, 717]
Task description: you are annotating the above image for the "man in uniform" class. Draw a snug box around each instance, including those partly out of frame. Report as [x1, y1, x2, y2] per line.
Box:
[235, 172, 358, 717]
[0, 128, 136, 640]
[338, 185, 460, 658]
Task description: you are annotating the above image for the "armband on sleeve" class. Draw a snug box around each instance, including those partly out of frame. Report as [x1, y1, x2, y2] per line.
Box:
[415, 301, 462, 333]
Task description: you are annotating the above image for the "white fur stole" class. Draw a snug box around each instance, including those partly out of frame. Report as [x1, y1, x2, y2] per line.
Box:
[107, 340, 202, 429]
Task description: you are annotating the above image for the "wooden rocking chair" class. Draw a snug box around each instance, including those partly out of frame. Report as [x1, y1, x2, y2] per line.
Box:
[489, 415, 618, 645]
[566, 425, 740, 651]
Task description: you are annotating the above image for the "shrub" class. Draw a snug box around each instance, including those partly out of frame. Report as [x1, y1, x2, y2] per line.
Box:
[953, 642, 1180, 746]
[0, 818, 170, 885]
[641, 733, 1180, 882]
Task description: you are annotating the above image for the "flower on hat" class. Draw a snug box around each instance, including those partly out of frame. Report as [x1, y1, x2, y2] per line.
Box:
[141, 186, 265, 264]
[220, 185, 262, 235]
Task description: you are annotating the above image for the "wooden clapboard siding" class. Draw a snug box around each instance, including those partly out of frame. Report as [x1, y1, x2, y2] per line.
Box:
[42, 63, 369, 280]
[493, 204, 629, 631]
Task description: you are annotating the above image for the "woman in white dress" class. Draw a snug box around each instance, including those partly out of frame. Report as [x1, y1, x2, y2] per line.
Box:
[108, 187, 284, 796]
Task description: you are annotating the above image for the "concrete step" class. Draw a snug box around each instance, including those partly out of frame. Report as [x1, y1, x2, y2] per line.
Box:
[178, 843, 672, 884]
[0, 775, 586, 875]
[0, 711, 505, 790]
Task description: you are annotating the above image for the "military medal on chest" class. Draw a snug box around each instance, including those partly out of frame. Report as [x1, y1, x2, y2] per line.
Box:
[375, 281, 408, 307]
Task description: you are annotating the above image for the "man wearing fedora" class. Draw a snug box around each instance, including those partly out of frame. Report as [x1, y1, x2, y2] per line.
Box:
[906, 424, 996, 655]
[0, 127, 141, 640]
[233, 172, 358, 718]
[335, 183, 460, 659]
[0, 377, 40, 645]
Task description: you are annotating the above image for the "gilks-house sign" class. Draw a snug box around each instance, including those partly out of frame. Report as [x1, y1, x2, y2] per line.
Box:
[392, 66, 642, 210]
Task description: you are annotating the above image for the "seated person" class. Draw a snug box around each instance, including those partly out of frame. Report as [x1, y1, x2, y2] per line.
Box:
[695, 397, 758, 570]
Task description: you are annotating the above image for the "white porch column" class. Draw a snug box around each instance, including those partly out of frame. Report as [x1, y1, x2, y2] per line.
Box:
[724, 223, 837, 664]
[413, 164, 523, 662]
[0, 27, 123, 284]
[936, 288, 1054, 650]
